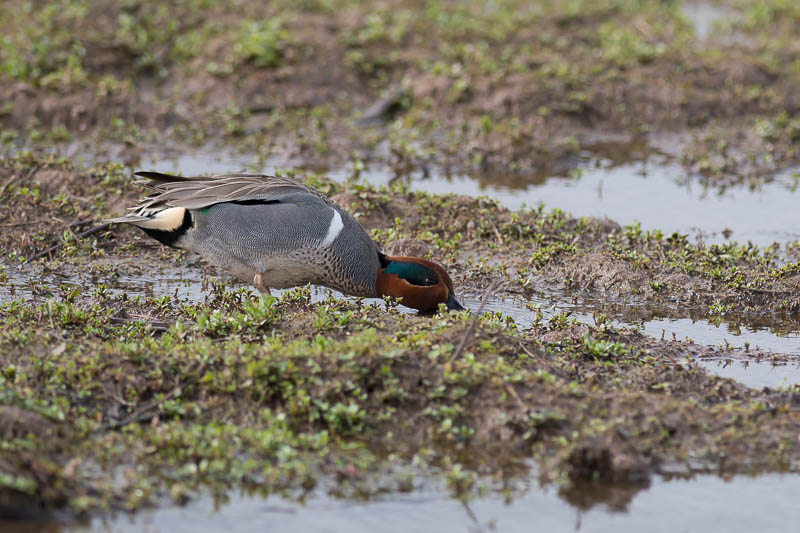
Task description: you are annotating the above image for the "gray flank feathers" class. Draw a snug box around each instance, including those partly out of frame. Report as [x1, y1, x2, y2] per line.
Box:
[110, 171, 381, 296]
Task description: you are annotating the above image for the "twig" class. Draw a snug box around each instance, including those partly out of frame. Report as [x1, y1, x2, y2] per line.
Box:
[0, 220, 49, 227]
[504, 382, 529, 411]
[746, 288, 794, 295]
[109, 316, 172, 333]
[460, 501, 486, 533]
[95, 386, 182, 432]
[27, 222, 112, 262]
[63, 218, 94, 230]
[603, 271, 621, 291]
[450, 280, 503, 362]
[487, 217, 504, 245]
[516, 341, 536, 358]
[356, 87, 407, 125]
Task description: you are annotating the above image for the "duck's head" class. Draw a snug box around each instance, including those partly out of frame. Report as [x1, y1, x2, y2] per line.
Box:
[376, 253, 464, 312]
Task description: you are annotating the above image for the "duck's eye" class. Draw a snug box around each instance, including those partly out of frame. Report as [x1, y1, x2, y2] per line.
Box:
[412, 275, 438, 286]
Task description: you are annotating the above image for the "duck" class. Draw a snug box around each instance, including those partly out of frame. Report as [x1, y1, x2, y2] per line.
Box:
[108, 171, 464, 312]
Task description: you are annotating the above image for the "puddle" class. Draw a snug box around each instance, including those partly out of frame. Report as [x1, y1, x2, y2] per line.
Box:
[458, 289, 800, 389]
[0, 262, 212, 305]
[0, 262, 390, 310]
[118, 141, 800, 248]
[683, 1, 731, 40]
[328, 160, 800, 248]
[3, 472, 798, 533]
[696, 358, 800, 390]
[460, 288, 800, 351]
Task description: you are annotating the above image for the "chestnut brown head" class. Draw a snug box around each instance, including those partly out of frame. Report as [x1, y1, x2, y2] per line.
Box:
[375, 254, 464, 312]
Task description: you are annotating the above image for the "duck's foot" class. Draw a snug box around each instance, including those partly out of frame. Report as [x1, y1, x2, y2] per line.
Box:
[253, 273, 271, 295]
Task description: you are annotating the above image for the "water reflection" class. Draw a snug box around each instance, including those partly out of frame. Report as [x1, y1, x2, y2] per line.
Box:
[3, 473, 797, 533]
[682, 0, 731, 40]
[115, 137, 800, 248]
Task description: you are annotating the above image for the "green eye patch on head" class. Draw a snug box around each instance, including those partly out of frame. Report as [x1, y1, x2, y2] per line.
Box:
[384, 261, 439, 286]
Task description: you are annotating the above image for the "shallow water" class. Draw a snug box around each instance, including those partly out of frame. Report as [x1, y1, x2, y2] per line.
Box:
[133, 145, 800, 248]
[340, 161, 799, 248]
[3, 261, 798, 390]
[683, 0, 731, 40]
[4, 472, 799, 533]
[459, 290, 800, 389]
[459, 289, 800, 352]
[696, 357, 800, 390]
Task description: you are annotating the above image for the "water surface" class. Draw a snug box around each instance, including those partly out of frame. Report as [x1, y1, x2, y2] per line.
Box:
[133, 145, 800, 248]
[3, 473, 798, 533]
[3, 261, 799, 390]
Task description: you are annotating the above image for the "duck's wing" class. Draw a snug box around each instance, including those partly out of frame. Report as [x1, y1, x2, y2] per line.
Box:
[129, 171, 330, 212]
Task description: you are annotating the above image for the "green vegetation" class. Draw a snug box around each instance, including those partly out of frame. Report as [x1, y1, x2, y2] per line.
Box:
[2, 0, 800, 522]
[1, 278, 798, 514]
[1, 152, 798, 322]
[1, 0, 800, 178]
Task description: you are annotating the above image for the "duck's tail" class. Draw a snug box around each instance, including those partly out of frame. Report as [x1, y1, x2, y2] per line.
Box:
[106, 207, 192, 247]
[106, 207, 187, 230]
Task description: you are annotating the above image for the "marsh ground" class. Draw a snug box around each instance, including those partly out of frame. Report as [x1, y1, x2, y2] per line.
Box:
[1, 0, 800, 531]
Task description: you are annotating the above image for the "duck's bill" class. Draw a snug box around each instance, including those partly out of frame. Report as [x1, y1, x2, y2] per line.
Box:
[446, 293, 465, 311]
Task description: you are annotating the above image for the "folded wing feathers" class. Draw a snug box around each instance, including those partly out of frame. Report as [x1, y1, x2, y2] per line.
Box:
[121, 172, 328, 217]
[105, 214, 153, 224]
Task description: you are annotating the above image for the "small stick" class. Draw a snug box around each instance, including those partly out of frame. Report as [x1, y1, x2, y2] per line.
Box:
[516, 341, 536, 358]
[487, 218, 504, 245]
[27, 222, 112, 262]
[95, 386, 182, 432]
[504, 382, 529, 411]
[450, 280, 503, 362]
[0, 220, 49, 227]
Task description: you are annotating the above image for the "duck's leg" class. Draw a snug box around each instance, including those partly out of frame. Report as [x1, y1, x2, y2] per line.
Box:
[253, 272, 271, 295]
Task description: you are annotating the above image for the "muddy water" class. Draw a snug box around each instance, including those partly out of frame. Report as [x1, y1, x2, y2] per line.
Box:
[3, 260, 799, 390]
[133, 144, 800, 248]
[2, 472, 798, 533]
[333, 160, 800, 248]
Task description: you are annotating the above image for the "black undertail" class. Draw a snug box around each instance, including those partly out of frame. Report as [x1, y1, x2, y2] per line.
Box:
[140, 209, 193, 248]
